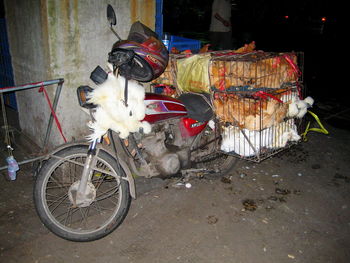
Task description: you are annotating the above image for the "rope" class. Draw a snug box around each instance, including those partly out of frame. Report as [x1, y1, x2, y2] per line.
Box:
[1, 94, 13, 156]
[38, 83, 67, 143]
[252, 90, 283, 103]
[282, 54, 303, 99]
[301, 110, 329, 141]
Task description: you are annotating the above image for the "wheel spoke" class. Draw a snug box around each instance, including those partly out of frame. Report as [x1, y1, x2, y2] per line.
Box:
[91, 201, 116, 212]
[78, 207, 89, 229]
[53, 206, 80, 223]
[95, 184, 120, 200]
[36, 146, 130, 241]
[46, 193, 70, 207]
[47, 193, 69, 213]
[63, 207, 73, 226]
[47, 175, 70, 192]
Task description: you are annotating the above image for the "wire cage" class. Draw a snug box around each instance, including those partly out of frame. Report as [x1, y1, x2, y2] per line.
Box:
[209, 51, 304, 91]
[151, 50, 306, 162]
[210, 52, 305, 162]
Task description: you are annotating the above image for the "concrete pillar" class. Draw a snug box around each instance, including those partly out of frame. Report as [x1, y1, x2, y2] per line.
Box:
[4, 0, 156, 149]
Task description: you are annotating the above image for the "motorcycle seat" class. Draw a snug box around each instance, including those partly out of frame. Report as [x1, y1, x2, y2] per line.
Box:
[178, 93, 213, 122]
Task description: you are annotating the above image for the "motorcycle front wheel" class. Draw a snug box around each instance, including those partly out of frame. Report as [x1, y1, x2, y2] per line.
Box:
[34, 145, 131, 242]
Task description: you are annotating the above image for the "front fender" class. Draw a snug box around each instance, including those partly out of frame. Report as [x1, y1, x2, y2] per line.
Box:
[44, 141, 137, 199]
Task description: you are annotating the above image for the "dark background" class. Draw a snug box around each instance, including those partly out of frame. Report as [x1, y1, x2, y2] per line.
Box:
[0, 0, 4, 18]
[163, 0, 342, 105]
[0, 0, 343, 106]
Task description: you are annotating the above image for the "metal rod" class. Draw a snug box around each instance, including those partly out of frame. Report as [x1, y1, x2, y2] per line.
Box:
[0, 78, 65, 172]
[43, 80, 64, 148]
[0, 155, 46, 171]
[0, 79, 63, 93]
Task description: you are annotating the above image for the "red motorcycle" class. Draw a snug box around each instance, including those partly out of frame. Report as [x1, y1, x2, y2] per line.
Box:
[33, 5, 236, 242]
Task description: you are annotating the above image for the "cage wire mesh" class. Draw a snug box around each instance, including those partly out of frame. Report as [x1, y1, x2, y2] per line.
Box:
[151, 50, 306, 162]
[210, 52, 305, 162]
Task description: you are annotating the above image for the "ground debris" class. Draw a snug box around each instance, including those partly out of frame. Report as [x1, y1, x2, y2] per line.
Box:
[275, 188, 291, 195]
[267, 196, 286, 203]
[311, 164, 321, 169]
[330, 173, 350, 186]
[334, 173, 349, 183]
[239, 173, 247, 179]
[220, 177, 231, 184]
[276, 144, 309, 163]
[293, 190, 302, 195]
[242, 199, 257, 211]
[206, 215, 218, 224]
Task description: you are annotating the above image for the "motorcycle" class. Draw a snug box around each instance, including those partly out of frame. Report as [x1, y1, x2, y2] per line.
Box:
[33, 5, 237, 242]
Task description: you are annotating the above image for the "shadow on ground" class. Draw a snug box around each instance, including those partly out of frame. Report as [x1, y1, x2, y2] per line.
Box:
[0, 120, 349, 263]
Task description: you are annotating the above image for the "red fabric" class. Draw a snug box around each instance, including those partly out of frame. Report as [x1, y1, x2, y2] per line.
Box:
[283, 54, 303, 99]
[253, 90, 283, 103]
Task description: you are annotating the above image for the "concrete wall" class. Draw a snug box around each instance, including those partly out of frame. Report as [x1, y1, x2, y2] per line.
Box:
[4, 0, 156, 149]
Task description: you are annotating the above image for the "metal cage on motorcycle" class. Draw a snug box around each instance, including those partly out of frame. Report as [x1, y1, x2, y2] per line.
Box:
[213, 87, 305, 162]
[210, 52, 305, 162]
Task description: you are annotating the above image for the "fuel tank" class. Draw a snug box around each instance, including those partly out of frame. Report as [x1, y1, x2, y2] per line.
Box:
[143, 93, 207, 137]
[143, 93, 187, 123]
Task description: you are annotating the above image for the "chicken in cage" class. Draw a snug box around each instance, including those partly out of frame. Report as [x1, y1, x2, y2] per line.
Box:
[209, 52, 302, 91]
[215, 88, 314, 162]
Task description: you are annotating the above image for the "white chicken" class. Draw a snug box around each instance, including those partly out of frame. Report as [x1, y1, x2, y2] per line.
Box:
[287, 96, 314, 119]
[86, 73, 151, 141]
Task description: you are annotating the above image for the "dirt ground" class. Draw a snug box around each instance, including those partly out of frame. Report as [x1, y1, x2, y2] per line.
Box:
[0, 122, 349, 263]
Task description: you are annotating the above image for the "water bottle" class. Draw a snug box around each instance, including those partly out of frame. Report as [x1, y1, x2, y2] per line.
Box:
[162, 33, 170, 50]
[6, 156, 19, 181]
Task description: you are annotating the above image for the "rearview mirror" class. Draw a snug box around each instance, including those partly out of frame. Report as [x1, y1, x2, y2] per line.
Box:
[107, 4, 116, 26]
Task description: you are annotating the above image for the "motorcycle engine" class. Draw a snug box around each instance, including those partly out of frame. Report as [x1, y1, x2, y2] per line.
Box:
[131, 119, 195, 178]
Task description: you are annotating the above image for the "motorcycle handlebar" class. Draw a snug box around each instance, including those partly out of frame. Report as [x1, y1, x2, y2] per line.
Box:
[108, 48, 135, 68]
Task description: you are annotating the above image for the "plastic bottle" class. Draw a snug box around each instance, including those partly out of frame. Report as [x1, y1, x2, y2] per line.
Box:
[6, 156, 19, 181]
[162, 33, 170, 50]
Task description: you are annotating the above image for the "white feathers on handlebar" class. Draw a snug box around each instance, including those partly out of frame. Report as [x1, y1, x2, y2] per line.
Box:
[86, 73, 151, 140]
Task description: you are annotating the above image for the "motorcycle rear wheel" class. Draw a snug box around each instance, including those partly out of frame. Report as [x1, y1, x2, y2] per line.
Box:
[191, 127, 238, 176]
[34, 145, 131, 242]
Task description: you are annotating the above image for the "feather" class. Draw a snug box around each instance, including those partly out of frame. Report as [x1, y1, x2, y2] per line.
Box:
[270, 119, 300, 148]
[304, 96, 314, 107]
[221, 125, 273, 156]
[86, 73, 151, 140]
[287, 96, 314, 119]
